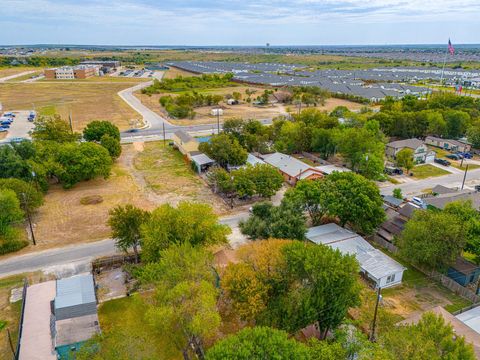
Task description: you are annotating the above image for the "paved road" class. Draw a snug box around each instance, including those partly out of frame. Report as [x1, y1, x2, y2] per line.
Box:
[0, 70, 36, 83]
[380, 166, 480, 196]
[0, 213, 249, 277]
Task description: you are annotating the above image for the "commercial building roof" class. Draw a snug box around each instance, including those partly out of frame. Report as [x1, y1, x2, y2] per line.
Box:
[457, 306, 480, 335]
[386, 138, 424, 150]
[307, 223, 406, 280]
[55, 274, 96, 310]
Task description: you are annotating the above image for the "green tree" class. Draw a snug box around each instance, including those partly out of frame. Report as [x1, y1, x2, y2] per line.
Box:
[393, 188, 403, 200]
[0, 178, 44, 210]
[0, 189, 24, 236]
[145, 244, 220, 359]
[467, 125, 480, 149]
[399, 210, 465, 270]
[32, 114, 80, 142]
[249, 164, 283, 198]
[207, 167, 235, 194]
[108, 204, 150, 263]
[206, 327, 311, 360]
[395, 148, 414, 171]
[240, 202, 306, 240]
[55, 142, 112, 188]
[321, 172, 385, 234]
[0, 145, 34, 183]
[83, 120, 121, 141]
[283, 180, 325, 225]
[379, 312, 475, 360]
[141, 202, 230, 263]
[311, 128, 338, 159]
[100, 134, 122, 159]
[199, 134, 247, 168]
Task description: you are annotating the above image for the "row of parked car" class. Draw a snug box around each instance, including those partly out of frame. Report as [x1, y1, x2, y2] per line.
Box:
[0, 112, 16, 132]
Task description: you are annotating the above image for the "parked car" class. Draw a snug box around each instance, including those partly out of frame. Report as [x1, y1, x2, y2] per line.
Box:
[3, 112, 15, 117]
[384, 166, 404, 176]
[446, 154, 462, 160]
[1, 120, 12, 125]
[0, 127, 7, 132]
[1, 124, 10, 129]
[412, 197, 426, 208]
[434, 158, 451, 166]
[456, 152, 473, 159]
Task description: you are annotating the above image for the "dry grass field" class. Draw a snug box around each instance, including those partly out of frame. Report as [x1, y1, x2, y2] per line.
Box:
[0, 82, 141, 130]
[163, 66, 201, 79]
[0, 67, 37, 78]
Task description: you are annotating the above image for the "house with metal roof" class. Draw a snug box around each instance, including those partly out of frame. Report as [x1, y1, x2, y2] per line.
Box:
[425, 136, 471, 152]
[307, 223, 406, 288]
[172, 130, 199, 158]
[262, 152, 324, 185]
[190, 153, 215, 173]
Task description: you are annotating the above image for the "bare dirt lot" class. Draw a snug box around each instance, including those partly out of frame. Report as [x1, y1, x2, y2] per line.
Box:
[0, 67, 37, 79]
[0, 82, 142, 131]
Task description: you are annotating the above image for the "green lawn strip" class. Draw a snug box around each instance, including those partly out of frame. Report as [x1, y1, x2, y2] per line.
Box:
[411, 164, 450, 179]
[38, 105, 57, 116]
[450, 162, 480, 171]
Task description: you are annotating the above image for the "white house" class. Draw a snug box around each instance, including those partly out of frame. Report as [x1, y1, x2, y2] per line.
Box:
[385, 138, 435, 164]
[306, 223, 406, 289]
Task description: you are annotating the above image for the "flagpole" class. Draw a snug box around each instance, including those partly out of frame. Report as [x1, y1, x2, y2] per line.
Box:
[440, 45, 449, 86]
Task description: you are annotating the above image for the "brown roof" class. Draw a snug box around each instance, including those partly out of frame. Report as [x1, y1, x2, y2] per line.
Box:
[425, 191, 480, 210]
[398, 203, 418, 219]
[451, 257, 480, 276]
[399, 306, 480, 358]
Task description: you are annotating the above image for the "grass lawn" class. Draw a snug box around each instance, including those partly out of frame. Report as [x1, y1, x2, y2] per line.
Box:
[0, 82, 141, 131]
[133, 142, 228, 214]
[97, 294, 181, 359]
[450, 162, 480, 171]
[5, 71, 42, 82]
[411, 164, 450, 179]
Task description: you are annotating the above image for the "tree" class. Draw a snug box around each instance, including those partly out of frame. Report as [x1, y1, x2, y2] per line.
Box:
[283, 180, 325, 225]
[398, 210, 465, 270]
[248, 164, 283, 198]
[393, 188, 403, 200]
[108, 204, 150, 263]
[199, 134, 247, 168]
[278, 242, 361, 338]
[55, 142, 112, 188]
[232, 91, 242, 101]
[145, 244, 219, 360]
[0, 189, 24, 236]
[207, 167, 235, 194]
[395, 148, 414, 172]
[100, 134, 122, 159]
[320, 172, 385, 235]
[311, 128, 338, 159]
[32, 114, 81, 142]
[231, 167, 256, 198]
[83, 120, 120, 142]
[141, 202, 230, 263]
[240, 202, 306, 240]
[0, 178, 44, 210]
[467, 125, 480, 149]
[0, 145, 34, 182]
[206, 327, 311, 360]
[379, 312, 475, 360]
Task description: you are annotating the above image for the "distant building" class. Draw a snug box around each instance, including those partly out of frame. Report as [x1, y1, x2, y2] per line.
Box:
[425, 136, 472, 152]
[385, 138, 435, 163]
[44, 65, 100, 80]
[262, 152, 324, 185]
[307, 223, 406, 289]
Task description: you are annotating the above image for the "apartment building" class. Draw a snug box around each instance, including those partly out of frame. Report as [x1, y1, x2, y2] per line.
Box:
[44, 65, 99, 80]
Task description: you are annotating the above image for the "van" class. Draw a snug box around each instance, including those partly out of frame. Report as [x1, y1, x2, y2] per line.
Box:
[412, 197, 426, 208]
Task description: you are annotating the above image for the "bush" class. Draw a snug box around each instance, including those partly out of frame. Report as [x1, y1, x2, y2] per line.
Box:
[0, 239, 28, 255]
[83, 120, 120, 142]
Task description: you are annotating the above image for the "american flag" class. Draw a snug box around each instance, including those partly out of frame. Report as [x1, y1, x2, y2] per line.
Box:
[448, 39, 455, 55]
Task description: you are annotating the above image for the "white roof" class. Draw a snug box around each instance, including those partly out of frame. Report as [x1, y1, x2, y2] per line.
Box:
[191, 153, 215, 166]
[262, 152, 314, 178]
[315, 165, 351, 175]
[247, 153, 265, 166]
[457, 306, 480, 334]
[306, 223, 406, 280]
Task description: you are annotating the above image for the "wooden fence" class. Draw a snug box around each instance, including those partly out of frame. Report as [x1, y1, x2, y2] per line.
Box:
[92, 254, 138, 273]
[371, 235, 480, 303]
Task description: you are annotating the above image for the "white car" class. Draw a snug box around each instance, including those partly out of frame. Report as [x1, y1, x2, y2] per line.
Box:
[411, 197, 426, 208]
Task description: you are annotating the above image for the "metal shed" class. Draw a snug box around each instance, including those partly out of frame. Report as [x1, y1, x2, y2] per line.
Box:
[54, 274, 97, 321]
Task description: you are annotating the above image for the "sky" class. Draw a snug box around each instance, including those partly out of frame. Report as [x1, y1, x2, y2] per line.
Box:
[1, 0, 479, 46]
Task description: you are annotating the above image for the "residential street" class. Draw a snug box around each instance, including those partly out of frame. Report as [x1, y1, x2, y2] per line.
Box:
[0, 212, 250, 277]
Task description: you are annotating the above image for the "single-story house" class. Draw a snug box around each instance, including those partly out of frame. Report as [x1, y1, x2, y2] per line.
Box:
[457, 306, 480, 339]
[246, 153, 265, 166]
[190, 152, 215, 173]
[447, 257, 480, 287]
[425, 136, 472, 152]
[172, 130, 199, 157]
[402, 306, 480, 358]
[315, 164, 351, 175]
[424, 189, 480, 211]
[307, 223, 406, 289]
[262, 152, 324, 185]
[385, 138, 435, 163]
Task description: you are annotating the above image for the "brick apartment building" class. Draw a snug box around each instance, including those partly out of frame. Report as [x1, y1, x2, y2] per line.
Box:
[44, 65, 99, 80]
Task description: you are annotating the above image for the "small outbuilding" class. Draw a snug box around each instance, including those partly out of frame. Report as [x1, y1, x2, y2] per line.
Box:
[447, 257, 480, 287]
[190, 152, 215, 173]
[172, 130, 199, 157]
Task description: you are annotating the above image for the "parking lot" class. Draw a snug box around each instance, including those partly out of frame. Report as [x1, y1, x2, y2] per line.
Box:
[0, 110, 35, 144]
[114, 68, 155, 79]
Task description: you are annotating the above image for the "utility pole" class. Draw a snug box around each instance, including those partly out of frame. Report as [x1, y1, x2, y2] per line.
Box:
[370, 287, 382, 342]
[162, 122, 166, 147]
[461, 164, 469, 190]
[7, 329, 16, 358]
[22, 193, 36, 246]
[216, 108, 220, 134]
[68, 110, 73, 133]
[460, 144, 467, 168]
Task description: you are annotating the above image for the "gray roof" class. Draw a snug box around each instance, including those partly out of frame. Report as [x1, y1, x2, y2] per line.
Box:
[55, 274, 96, 310]
[425, 191, 480, 210]
[426, 136, 467, 148]
[382, 195, 404, 207]
[247, 153, 265, 166]
[306, 223, 406, 280]
[191, 153, 215, 166]
[174, 130, 195, 143]
[457, 306, 480, 335]
[386, 138, 424, 150]
[55, 314, 100, 347]
[263, 152, 316, 178]
[431, 184, 458, 195]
